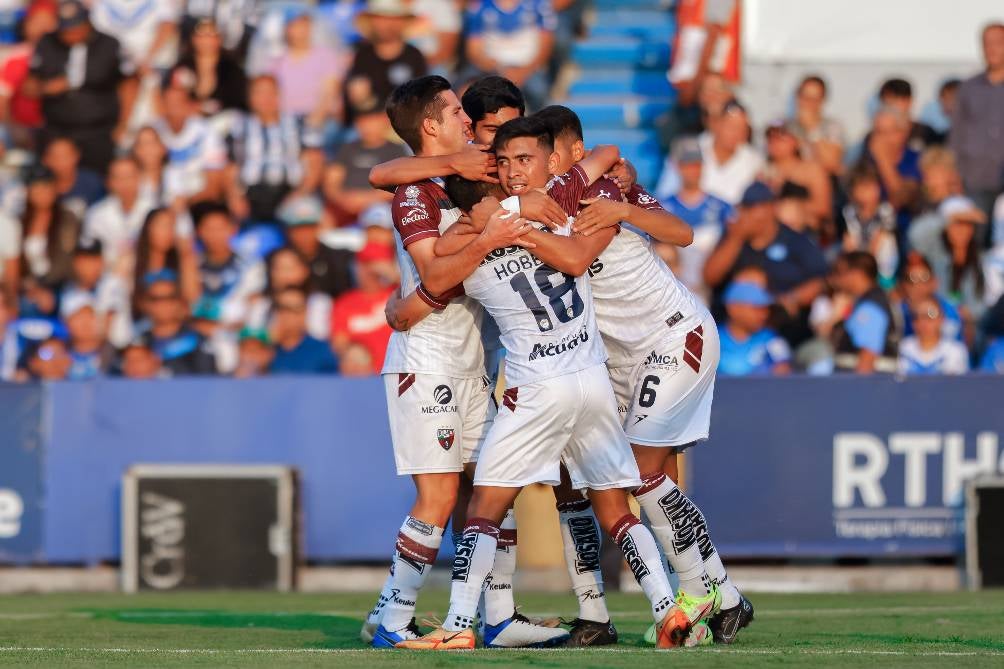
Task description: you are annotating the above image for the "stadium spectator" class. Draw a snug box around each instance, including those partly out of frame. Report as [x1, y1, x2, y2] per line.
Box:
[703, 181, 828, 345]
[175, 17, 248, 116]
[267, 7, 346, 126]
[331, 241, 397, 373]
[661, 136, 734, 301]
[919, 79, 960, 144]
[0, 193, 18, 305]
[278, 195, 355, 299]
[855, 105, 921, 230]
[118, 333, 163, 379]
[717, 269, 792, 376]
[323, 96, 403, 227]
[180, 0, 258, 63]
[30, 0, 127, 174]
[19, 164, 81, 292]
[61, 236, 132, 348]
[762, 121, 832, 227]
[233, 326, 273, 378]
[950, 22, 1004, 217]
[897, 296, 969, 375]
[980, 336, 1004, 373]
[130, 125, 171, 206]
[877, 78, 939, 150]
[268, 285, 337, 374]
[138, 270, 217, 376]
[225, 74, 324, 225]
[0, 1, 57, 148]
[343, 0, 427, 126]
[838, 165, 898, 286]
[61, 291, 109, 380]
[785, 74, 845, 177]
[774, 181, 812, 235]
[830, 251, 897, 374]
[409, 0, 462, 74]
[464, 0, 557, 109]
[338, 340, 376, 376]
[892, 254, 964, 344]
[246, 246, 332, 342]
[82, 156, 155, 272]
[154, 69, 227, 207]
[697, 101, 762, 205]
[130, 208, 200, 318]
[0, 291, 21, 380]
[18, 335, 71, 381]
[42, 137, 105, 216]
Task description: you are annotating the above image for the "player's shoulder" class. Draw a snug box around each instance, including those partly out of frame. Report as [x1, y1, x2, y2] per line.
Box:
[393, 180, 450, 206]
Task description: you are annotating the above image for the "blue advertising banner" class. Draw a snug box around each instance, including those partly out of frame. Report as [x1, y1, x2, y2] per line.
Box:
[0, 384, 44, 563]
[687, 375, 1004, 558]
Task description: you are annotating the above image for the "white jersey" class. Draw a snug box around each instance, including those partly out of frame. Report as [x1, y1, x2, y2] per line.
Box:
[464, 220, 606, 387]
[154, 117, 228, 201]
[91, 0, 178, 70]
[382, 180, 486, 379]
[590, 185, 710, 368]
[898, 336, 969, 375]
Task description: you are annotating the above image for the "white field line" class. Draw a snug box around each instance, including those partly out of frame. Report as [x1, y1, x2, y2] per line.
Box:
[0, 647, 1001, 657]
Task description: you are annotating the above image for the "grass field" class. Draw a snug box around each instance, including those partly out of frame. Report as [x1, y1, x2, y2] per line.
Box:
[1, 590, 1003, 668]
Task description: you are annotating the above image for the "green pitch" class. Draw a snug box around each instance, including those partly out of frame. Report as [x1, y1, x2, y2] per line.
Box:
[1, 590, 1003, 668]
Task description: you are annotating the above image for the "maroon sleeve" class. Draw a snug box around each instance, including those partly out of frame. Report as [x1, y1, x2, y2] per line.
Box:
[546, 164, 593, 216]
[626, 184, 666, 211]
[583, 175, 622, 204]
[393, 182, 442, 248]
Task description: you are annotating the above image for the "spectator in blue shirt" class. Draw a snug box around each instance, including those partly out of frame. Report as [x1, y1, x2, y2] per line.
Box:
[893, 253, 964, 342]
[464, 0, 557, 109]
[854, 106, 921, 230]
[138, 270, 218, 376]
[60, 292, 108, 380]
[831, 251, 898, 374]
[269, 286, 338, 374]
[718, 269, 791, 376]
[980, 338, 1004, 373]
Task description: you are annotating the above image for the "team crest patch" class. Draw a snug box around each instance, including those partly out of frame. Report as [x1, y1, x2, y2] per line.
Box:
[402, 185, 422, 207]
[437, 428, 455, 451]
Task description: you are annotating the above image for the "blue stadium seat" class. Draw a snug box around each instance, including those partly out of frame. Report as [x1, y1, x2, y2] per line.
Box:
[568, 69, 673, 97]
[564, 97, 674, 130]
[571, 39, 671, 70]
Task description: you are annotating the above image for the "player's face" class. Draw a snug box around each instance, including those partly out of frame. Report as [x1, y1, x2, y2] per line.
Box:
[551, 134, 584, 175]
[433, 90, 473, 152]
[472, 106, 521, 145]
[496, 136, 559, 195]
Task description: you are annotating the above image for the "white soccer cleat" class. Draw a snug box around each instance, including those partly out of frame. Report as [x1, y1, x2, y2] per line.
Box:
[483, 612, 570, 648]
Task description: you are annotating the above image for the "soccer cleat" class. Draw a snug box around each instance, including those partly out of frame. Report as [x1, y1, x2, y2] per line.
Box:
[684, 621, 713, 647]
[394, 626, 476, 650]
[563, 618, 618, 647]
[677, 585, 722, 624]
[708, 594, 754, 644]
[654, 605, 691, 648]
[371, 618, 422, 648]
[360, 620, 378, 644]
[483, 612, 570, 648]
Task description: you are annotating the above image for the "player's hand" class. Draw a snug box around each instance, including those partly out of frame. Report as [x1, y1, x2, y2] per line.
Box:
[384, 289, 408, 331]
[449, 143, 499, 183]
[604, 158, 637, 195]
[573, 196, 629, 236]
[480, 209, 532, 249]
[518, 189, 567, 229]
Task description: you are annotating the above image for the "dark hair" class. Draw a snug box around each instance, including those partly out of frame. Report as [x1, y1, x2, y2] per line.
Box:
[941, 225, 985, 298]
[846, 164, 881, 191]
[839, 250, 879, 281]
[132, 208, 180, 318]
[462, 75, 525, 125]
[798, 74, 827, 97]
[444, 175, 499, 213]
[879, 78, 912, 100]
[939, 78, 961, 97]
[386, 75, 453, 153]
[533, 105, 583, 142]
[492, 116, 554, 155]
[192, 202, 233, 228]
[778, 181, 810, 201]
[265, 246, 317, 295]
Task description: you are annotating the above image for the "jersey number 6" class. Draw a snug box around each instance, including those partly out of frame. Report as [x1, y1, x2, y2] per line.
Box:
[510, 265, 585, 333]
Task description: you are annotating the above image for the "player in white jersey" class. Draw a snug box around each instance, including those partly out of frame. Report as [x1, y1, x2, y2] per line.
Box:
[362, 76, 567, 649]
[398, 117, 718, 652]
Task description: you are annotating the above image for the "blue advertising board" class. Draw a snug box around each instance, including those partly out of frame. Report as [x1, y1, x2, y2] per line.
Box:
[687, 375, 1004, 557]
[0, 384, 44, 563]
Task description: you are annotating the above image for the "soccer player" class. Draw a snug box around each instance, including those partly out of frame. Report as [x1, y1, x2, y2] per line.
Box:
[398, 117, 718, 651]
[361, 75, 566, 649]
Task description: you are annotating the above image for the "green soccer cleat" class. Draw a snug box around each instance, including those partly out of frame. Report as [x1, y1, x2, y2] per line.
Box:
[643, 586, 720, 646]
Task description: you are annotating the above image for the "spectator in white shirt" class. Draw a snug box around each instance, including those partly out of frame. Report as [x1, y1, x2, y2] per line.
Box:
[898, 296, 969, 375]
[83, 156, 155, 273]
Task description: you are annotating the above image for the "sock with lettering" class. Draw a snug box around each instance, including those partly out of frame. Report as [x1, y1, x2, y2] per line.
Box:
[380, 516, 444, 632]
[611, 514, 676, 623]
[365, 557, 396, 628]
[633, 472, 713, 597]
[558, 498, 610, 623]
[444, 518, 500, 631]
[678, 489, 742, 609]
[482, 509, 517, 626]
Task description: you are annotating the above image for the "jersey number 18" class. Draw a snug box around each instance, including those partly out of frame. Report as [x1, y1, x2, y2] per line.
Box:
[509, 265, 584, 333]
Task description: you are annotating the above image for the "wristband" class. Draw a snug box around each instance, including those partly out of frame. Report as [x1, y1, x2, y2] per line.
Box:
[417, 283, 449, 310]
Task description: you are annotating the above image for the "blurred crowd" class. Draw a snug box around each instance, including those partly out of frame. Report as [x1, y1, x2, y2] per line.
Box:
[655, 19, 1004, 377]
[0, 0, 578, 381]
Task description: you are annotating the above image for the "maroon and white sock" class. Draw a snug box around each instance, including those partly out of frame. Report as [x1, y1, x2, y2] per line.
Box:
[611, 514, 676, 623]
[444, 518, 500, 632]
[381, 516, 443, 632]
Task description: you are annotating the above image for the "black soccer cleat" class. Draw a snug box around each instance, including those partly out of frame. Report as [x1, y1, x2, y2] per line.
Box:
[708, 595, 754, 644]
[564, 618, 619, 647]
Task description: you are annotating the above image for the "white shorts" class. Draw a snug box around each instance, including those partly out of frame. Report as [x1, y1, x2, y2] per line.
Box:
[609, 317, 719, 448]
[384, 373, 495, 475]
[473, 364, 642, 491]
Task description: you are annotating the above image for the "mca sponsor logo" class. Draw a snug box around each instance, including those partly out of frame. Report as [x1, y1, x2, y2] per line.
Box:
[568, 516, 601, 574]
[645, 351, 679, 369]
[528, 327, 589, 362]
